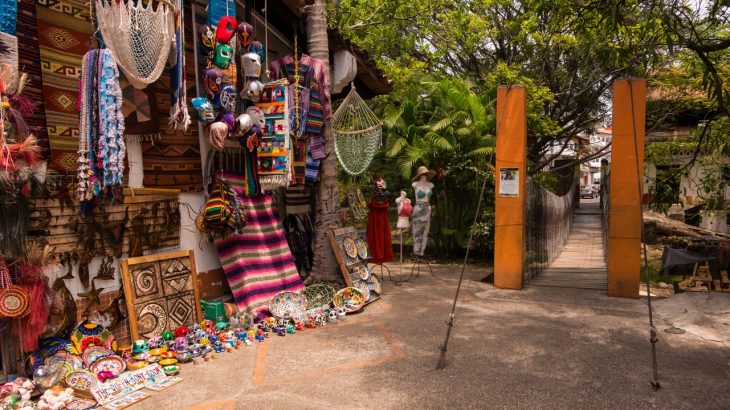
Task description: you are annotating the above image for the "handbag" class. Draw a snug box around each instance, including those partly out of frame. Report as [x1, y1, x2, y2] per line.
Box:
[0, 256, 30, 318]
[202, 151, 247, 235]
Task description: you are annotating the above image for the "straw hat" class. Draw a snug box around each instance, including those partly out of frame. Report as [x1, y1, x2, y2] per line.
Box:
[412, 166, 436, 182]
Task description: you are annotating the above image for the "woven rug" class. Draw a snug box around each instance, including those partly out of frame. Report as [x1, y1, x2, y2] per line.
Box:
[16, 1, 50, 159]
[36, 0, 92, 173]
[214, 191, 304, 318]
[257, 80, 290, 190]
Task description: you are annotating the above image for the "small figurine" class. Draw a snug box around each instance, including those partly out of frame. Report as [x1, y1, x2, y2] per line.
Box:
[295, 321, 305, 331]
[174, 337, 188, 352]
[255, 331, 265, 342]
[305, 317, 316, 328]
[328, 309, 337, 323]
[336, 306, 347, 321]
[202, 319, 215, 334]
[273, 325, 286, 336]
[162, 331, 175, 341]
[174, 326, 191, 339]
[286, 324, 296, 334]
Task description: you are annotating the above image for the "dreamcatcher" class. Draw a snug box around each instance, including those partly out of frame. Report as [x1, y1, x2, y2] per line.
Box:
[333, 84, 382, 176]
[95, 0, 174, 90]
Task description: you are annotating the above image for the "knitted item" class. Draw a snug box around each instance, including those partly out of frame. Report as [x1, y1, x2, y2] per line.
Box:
[169, 0, 190, 131]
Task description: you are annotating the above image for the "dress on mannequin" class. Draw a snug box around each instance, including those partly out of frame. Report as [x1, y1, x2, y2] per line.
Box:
[411, 166, 435, 256]
[366, 180, 394, 264]
[395, 190, 412, 229]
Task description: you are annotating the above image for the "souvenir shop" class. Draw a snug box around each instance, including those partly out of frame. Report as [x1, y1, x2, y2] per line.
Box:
[0, 0, 408, 407]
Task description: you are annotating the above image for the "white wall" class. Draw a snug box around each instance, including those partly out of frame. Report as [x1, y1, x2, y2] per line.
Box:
[179, 191, 222, 273]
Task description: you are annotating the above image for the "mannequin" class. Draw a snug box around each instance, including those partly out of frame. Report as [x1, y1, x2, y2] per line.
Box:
[411, 166, 435, 256]
[395, 190, 413, 229]
[366, 178, 394, 264]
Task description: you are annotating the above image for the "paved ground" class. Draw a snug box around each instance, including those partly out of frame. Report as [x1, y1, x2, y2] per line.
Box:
[130, 263, 730, 410]
[531, 198, 608, 290]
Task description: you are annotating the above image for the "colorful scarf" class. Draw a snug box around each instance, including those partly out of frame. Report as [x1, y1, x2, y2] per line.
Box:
[77, 48, 125, 214]
[169, 0, 190, 131]
[256, 80, 290, 191]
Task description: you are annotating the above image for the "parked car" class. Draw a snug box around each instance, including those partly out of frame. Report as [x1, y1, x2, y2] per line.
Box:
[580, 186, 597, 199]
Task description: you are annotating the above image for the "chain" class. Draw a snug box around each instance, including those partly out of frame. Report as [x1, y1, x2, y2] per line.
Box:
[293, 33, 300, 137]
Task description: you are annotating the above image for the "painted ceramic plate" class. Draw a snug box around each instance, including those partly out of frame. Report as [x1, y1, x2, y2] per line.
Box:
[66, 398, 98, 410]
[355, 281, 371, 302]
[333, 287, 366, 313]
[354, 238, 368, 259]
[369, 275, 381, 295]
[89, 355, 126, 376]
[270, 291, 308, 320]
[44, 351, 83, 376]
[82, 346, 114, 367]
[357, 265, 370, 281]
[342, 237, 358, 259]
[65, 370, 98, 391]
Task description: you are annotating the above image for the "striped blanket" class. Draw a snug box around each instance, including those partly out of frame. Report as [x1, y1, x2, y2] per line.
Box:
[215, 191, 304, 318]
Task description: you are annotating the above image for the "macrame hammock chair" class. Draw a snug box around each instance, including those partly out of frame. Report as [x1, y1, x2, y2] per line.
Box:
[95, 0, 174, 90]
[333, 85, 382, 176]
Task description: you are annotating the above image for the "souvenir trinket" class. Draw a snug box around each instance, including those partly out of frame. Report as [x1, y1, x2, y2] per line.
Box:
[213, 344, 222, 353]
[159, 358, 178, 367]
[249, 41, 266, 62]
[273, 326, 286, 337]
[192, 97, 215, 123]
[148, 345, 168, 356]
[204, 67, 224, 97]
[241, 52, 261, 77]
[126, 361, 147, 371]
[242, 80, 264, 101]
[163, 365, 181, 376]
[202, 319, 215, 333]
[89, 355, 126, 377]
[286, 324, 296, 334]
[96, 371, 116, 382]
[246, 106, 265, 128]
[174, 337, 188, 352]
[174, 326, 191, 339]
[215, 321, 228, 332]
[189, 323, 203, 333]
[119, 346, 132, 360]
[198, 24, 216, 55]
[305, 317, 316, 329]
[214, 83, 237, 112]
[133, 353, 150, 361]
[81, 346, 114, 367]
[343, 237, 358, 259]
[295, 321, 305, 331]
[336, 306, 347, 321]
[147, 336, 164, 349]
[328, 309, 338, 323]
[333, 287, 367, 313]
[235, 113, 254, 136]
[213, 44, 234, 69]
[215, 16, 237, 43]
[65, 370, 98, 391]
[160, 351, 176, 359]
[177, 352, 193, 363]
[237, 22, 254, 48]
[162, 331, 175, 341]
[354, 238, 369, 260]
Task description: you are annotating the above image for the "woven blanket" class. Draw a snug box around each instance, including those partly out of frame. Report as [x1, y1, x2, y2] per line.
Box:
[214, 191, 304, 318]
[121, 74, 159, 142]
[0, 32, 18, 92]
[256, 80, 290, 191]
[0, 0, 17, 35]
[36, 0, 92, 173]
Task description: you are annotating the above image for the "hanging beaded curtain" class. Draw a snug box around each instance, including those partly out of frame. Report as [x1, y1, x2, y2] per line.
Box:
[333, 85, 382, 176]
[95, 0, 174, 90]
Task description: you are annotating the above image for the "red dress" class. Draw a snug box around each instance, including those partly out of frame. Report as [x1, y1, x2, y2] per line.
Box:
[366, 196, 394, 264]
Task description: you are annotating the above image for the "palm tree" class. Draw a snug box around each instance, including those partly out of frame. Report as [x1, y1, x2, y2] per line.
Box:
[306, 0, 342, 281]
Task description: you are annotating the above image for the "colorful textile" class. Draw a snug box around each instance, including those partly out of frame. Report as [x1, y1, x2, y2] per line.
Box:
[366, 197, 394, 264]
[206, 0, 235, 26]
[97, 49, 126, 187]
[214, 192, 304, 318]
[16, 0, 50, 160]
[291, 139, 307, 185]
[284, 185, 311, 215]
[0, 0, 17, 35]
[121, 75, 159, 142]
[169, 0, 190, 131]
[412, 201, 432, 256]
[36, 0, 93, 173]
[305, 150, 320, 182]
[256, 80, 290, 190]
[0, 32, 18, 90]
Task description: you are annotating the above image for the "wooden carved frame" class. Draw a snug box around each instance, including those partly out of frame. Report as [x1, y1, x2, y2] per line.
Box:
[120, 250, 203, 341]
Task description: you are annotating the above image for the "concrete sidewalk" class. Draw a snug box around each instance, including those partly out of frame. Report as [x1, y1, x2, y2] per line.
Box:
[131, 263, 730, 409]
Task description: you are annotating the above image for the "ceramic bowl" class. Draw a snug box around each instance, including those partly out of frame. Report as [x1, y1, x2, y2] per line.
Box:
[159, 358, 178, 366]
[148, 346, 168, 356]
[146, 356, 159, 363]
[160, 351, 176, 359]
[176, 352, 193, 363]
[132, 353, 150, 361]
[126, 361, 148, 371]
[162, 365, 180, 376]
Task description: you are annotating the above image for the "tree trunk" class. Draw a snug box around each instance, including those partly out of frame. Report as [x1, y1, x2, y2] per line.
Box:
[307, 0, 342, 281]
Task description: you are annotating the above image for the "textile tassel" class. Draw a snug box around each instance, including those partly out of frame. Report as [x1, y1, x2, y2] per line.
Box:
[11, 264, 47, 352]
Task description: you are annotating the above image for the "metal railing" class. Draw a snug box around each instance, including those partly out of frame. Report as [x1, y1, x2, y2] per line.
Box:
[524, 175, 578, 283]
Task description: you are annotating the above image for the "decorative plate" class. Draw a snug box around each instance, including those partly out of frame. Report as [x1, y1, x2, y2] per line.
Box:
[66, 398, 98, 410]
[357, 265, 370, 281]
[354, 238, 369, 260]
[89, 355, 126, 376]
[0, 285, 30, 317]
[303, 284, 335, 309]
[333, 287, 366, 313]
[369, 275, 381, 295]
[269, 291, 308, 319]
[65, 370, 98, 391]
[342, 237, 358, 259]
[355, 281, 371, 302]
[82, 346, 114, 367]
[71, 322, 111, 353]
[44, 351, 83, 376]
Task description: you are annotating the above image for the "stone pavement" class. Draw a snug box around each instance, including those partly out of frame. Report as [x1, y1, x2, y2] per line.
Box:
[130, 263, 730, 409]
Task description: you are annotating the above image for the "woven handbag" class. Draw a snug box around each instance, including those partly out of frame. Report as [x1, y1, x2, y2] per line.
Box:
[204, 179, 234, 232]
[0, 256, 30, 318]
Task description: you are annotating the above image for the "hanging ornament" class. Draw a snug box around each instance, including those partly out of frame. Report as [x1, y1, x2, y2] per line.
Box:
[95, 0, 174, 89]
[236, 22, 254, 48]
[333, 84, 383, 175]
[215, 16, 237, 43]
[213, 43, 234, 69]
[192, 97, 215, 123]
[240, 52, 262, 78]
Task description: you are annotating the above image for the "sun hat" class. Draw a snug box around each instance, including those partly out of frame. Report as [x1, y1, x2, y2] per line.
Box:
[412, 166, 436, 182]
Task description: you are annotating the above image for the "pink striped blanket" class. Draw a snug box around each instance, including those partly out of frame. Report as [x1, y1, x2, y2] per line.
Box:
[214, 190, 304, 317]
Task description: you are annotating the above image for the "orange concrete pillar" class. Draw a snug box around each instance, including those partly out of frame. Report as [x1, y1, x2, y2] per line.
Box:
[608, 79, 646, 298]
[494, 85, 527, 290]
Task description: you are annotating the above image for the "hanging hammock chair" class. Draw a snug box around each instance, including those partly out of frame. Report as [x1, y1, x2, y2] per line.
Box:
[95, 0, 174, 89]
[333, 85, 382, 176]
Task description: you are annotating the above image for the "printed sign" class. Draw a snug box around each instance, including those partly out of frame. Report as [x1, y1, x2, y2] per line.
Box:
[145, 376, 183, 391]
[91, 364, 166, 405]
[499, 168, 520, 197]
[102, 390, 150, 410]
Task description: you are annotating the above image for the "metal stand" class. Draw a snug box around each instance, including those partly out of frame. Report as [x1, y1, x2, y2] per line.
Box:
[411, 256, 435, 279]
[370, 263, 397, 285]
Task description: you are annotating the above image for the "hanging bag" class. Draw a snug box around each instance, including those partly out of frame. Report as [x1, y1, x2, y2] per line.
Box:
[0, 256, 30, 318]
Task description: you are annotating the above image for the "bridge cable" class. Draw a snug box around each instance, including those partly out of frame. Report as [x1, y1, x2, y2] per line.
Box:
[628, 80, 661, 391]
[436, 86, 510, 370]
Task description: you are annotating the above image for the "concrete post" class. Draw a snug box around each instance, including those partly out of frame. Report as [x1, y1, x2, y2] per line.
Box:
[494, 85, 527, 290]
[608, 79, 646, 297]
